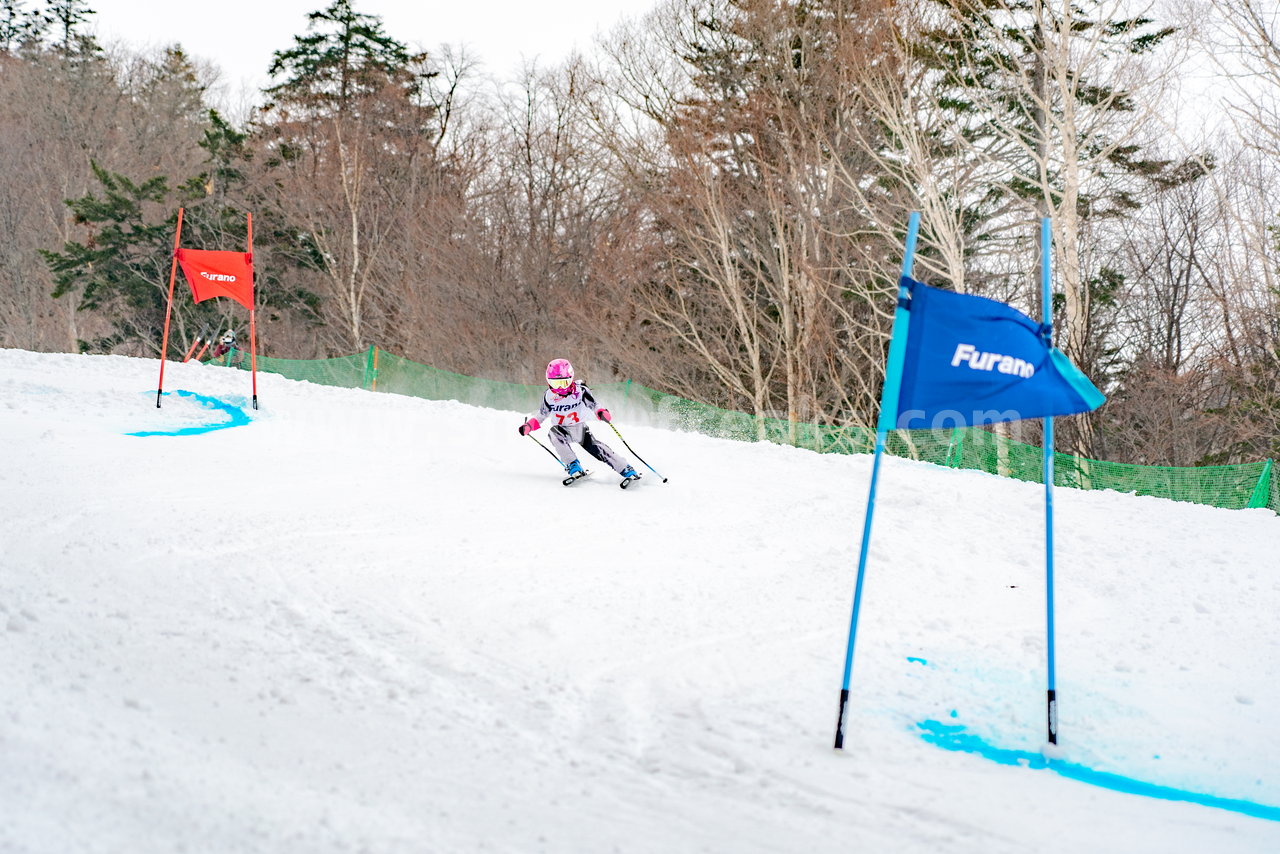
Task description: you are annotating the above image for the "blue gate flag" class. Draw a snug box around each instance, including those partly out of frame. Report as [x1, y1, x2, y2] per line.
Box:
[894, 277, 1105, 429]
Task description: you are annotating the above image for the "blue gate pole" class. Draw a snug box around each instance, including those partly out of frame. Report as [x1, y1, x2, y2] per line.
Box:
[834, 211, 920, 750]
[1041, 217, 1059, 746]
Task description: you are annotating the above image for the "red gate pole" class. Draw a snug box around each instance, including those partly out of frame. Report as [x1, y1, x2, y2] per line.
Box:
[156, 207, 185, 408]
[247, 212, 258, 410]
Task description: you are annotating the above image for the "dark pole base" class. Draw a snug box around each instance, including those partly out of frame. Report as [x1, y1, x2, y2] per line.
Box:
[834, 688, 850, 750]
[252, 395, 259, 411]
[1046, 689, 1058, 745]
[156, 389, 163, 408]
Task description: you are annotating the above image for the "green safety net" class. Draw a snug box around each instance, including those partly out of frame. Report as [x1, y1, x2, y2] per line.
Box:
[214, 351, 370, 389]
[209, 346, 1279, 515]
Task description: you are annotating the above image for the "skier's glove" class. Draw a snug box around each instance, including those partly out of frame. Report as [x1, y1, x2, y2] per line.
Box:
[518, 417, 540, 436]
[596, 408, 612, 423]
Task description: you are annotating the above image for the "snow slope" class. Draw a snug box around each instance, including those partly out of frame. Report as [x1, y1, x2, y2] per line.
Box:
[2, 349, 1278, 854]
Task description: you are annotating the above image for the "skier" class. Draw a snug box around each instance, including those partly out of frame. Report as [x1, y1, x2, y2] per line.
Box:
[518, 358, 641, 487]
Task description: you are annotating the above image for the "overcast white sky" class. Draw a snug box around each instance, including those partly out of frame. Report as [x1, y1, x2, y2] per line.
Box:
[90, 0, 656, 100]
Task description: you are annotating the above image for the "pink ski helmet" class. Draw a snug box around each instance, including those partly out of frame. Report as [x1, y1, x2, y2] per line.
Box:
[546, 358, 575, 396]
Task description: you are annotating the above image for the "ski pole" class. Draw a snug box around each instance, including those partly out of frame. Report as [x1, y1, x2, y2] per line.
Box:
[528, 434, 567, 470]
[606, 422, 668, 483]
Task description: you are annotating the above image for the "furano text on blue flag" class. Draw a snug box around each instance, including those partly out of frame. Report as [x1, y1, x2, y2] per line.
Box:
[893, 277, 1105, 430]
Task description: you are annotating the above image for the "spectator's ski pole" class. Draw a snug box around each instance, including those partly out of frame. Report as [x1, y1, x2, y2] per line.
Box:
[528, 434, 567, 470]
[606, 422, 668, 482]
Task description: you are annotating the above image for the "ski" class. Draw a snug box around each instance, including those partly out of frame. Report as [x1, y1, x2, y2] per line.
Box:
[562, 469, 591, 486]
[619, 473, 642, 489]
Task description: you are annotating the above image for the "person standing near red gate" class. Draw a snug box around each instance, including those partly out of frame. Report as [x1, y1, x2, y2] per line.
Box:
[210, 330, 244, 366]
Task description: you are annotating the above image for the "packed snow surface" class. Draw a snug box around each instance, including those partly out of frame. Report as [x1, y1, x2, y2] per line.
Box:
[2, 349, 1278, 853]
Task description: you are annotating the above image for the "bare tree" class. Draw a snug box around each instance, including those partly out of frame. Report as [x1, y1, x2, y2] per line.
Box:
[256, 0, 444, 352]
[588, 0, 905, 433]
[1203, 0, 1280, 159]
[0, 38, 211, 353]
[1177, 2, 1280, 460]
[879, 0, 1189, 457]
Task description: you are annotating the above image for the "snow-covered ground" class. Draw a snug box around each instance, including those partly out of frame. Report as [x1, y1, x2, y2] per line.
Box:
[2, 348, 1278, 853]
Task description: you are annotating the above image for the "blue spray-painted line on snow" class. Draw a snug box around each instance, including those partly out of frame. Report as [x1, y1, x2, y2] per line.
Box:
[906, 657, 928, 666]
[916, 720, 1280, 822]
[126, 390, 251, 437]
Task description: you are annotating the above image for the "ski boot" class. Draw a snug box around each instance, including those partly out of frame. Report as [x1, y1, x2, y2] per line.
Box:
[562, 459, 589, 486]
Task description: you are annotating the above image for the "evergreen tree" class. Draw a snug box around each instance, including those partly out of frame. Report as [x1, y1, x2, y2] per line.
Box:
[42, 162, 177, 353]
[264, 0, 429, 120]
[0, 0, 44, 54]
[909, 0, 1182, 292]
[183, 110, 250, 202]
[42, 0, 98, 58]
[43, 112, 321, 355]
[256, 0, 441, 350]
[902, 0, 1199, 456]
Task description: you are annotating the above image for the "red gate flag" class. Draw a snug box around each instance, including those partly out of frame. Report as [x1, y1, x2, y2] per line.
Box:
[158, 208, 261, 411]
[176, 248, 254, 310]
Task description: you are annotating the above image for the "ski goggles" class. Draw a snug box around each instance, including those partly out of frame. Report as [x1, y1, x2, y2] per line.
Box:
[547, 377, 573, 390]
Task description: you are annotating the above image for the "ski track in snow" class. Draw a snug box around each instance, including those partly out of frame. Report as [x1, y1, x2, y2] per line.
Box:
[2, 349, 1279, 853]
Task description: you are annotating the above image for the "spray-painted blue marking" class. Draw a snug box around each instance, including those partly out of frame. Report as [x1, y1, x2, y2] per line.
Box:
[127, 390, 251, 437]
[906, 657, 928, 666]
[917, 720, 1280, 822]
